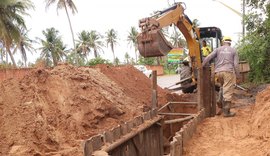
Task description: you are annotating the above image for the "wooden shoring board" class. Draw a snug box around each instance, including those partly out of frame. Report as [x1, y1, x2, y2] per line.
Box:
[169, 109, 206, 156]
[83, 109, 161, 156]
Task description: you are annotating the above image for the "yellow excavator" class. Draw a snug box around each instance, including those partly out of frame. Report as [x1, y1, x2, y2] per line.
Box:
[137, 2, 222, 93]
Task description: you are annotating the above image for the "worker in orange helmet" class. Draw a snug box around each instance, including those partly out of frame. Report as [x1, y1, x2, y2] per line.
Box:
[202, 36, 239, 117]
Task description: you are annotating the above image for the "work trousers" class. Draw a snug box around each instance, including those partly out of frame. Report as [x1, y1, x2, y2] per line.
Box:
[215, 71, 236, 102]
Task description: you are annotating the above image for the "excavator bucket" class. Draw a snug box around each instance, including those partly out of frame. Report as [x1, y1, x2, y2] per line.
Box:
[137, 30, 173, 57]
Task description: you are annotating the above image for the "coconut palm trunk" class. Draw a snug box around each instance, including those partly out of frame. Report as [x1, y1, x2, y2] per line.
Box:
[94, 49, 98, 58]
[111, 44, 116, 63]
[7, 48, 16, 67]
[134, 49, 137, 63]
[63, 4, 76, 51]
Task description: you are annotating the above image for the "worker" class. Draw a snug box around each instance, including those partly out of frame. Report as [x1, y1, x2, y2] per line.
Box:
[202, 36, 239, 117]
[201, 40, 211, 59]
[180, 60, 192, 82]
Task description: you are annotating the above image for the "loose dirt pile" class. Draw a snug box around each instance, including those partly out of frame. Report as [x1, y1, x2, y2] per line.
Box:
[0, 64, 174, 156]
[184, 85, 270, 156]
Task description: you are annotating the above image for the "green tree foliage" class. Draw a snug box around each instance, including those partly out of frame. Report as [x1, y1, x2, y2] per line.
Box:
[45, 0, 77, 51]
[138, 56, 156, 65]
[14, 28, 36, 67]
[127, 27, 139, 63]
[87, 57, 111, 66]
[77, 30, 91, 60]
[88, 30, 104, 58]
[0, 0, 33, 67]
[238, 1, 270, 82]
[37, 27, 67, 66]
[114, 57, 120, 65]
[124, 52, 130, 64]
[105, 29, 118, 64]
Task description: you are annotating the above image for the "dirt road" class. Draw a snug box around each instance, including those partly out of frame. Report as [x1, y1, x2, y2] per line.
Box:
[157, 74, 182, 94]
[184, 85, 270, 156]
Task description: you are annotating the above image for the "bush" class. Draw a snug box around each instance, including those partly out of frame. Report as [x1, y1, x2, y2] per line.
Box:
[87, 57, 112, 66]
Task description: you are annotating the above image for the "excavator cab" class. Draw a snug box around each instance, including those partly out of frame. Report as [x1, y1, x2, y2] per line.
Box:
[199, 27, 223, 51]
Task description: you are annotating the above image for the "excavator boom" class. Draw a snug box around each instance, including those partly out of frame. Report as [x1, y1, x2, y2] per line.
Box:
[137, 3, 202, 69]
[137, 3, 223, 93]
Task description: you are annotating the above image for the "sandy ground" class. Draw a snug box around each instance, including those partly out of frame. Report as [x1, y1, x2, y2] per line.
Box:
[184, 85, 270, 156]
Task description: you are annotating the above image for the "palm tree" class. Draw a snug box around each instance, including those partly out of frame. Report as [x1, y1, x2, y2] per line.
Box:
[77, 30, 91, 60]
[0, 0, 33, 67]
[124, 52, 130, 64]
[45, 0, 77, 54]
[37, 27, 67, 66]
[105, 29, 118, 64]
[88, 30, 103, 58]
[127, 27, 139, 63]
[170, 27, 186, 47]
[13, 28, 36, 67]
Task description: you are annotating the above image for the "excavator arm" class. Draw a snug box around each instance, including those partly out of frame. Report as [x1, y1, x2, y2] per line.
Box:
[137, 2, 202, 69]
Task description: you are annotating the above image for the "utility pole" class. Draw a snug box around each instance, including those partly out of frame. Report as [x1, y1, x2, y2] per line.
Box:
[242, 0, 246, 38]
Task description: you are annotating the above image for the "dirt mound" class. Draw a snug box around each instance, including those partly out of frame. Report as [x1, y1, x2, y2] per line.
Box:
[183, 85, 270, 156]
[0, 64, 172, 156]
[250, 85, 270, 139]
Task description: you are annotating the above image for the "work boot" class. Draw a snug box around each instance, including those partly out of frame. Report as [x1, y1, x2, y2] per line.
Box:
[223, 101, 236, 117]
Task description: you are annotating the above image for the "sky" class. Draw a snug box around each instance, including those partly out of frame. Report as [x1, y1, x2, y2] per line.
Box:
[24, 0, 243, 63]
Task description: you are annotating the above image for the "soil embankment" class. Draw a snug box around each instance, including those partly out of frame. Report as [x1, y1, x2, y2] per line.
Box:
[0, 64, 185, 155]
[184, 85, 270, 156]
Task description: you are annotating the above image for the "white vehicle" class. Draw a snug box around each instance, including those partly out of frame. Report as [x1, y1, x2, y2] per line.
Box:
[134, 65, 152, 78]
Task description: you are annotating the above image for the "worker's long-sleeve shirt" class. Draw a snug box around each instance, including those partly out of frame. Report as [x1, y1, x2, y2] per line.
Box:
[202, 45, 239, 75]
[180, 66, 192, 80]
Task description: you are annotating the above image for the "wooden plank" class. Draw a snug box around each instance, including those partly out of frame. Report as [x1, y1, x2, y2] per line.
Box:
[169, 101, 197, 105]
[197, 68, 203, 111]
[164, 116, 194, 124]
[151, 70, 158, 109]
[102, 116, 162, 153]
[158, 102, 171, 111]
[182, 125, 188, 147]
[104, 130, 114, 143]
[174, 134, 182, 156]
[211, 63, 216, 117]
[158, 112, 196, 116]
[120, 123, 128, 136]
[170, 139, 176, 156]
[112, 125, 121, 141]
[143, 111, 151, 120]
[134, 116, 143, 127]
[84, 134, 104, 156]
[202, 66, 212, 117]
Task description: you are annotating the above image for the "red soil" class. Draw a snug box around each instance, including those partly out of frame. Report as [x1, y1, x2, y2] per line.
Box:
[0, 64, 182, 155]
[184, 85, 270, 156]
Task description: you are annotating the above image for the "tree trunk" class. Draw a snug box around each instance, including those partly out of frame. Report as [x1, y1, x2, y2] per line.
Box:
[52, 54, 58, 66]
[134, 49, 137, 63]
[94, 49, 98, 58]
[64, 4, 78, 65]
[7, 48, 16, 67]
[111, 45, 116, 64]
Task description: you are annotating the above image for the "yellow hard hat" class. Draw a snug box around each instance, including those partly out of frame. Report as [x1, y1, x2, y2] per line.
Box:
[223, 36, 232, 42]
